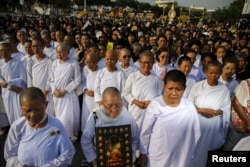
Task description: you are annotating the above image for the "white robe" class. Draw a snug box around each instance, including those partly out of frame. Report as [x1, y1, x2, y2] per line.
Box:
[94, 68, 126, 102]
[50, 59, 81, 137]
[4, 115, 75, 167]
[151, 62, 174, 78]
[140, 97, 201, 167]
[27, 56, 54, 115]
[81, 106, 140, 163]
[188, 80, 231, 167]
[81, 66, 99, 131]
[43, 46, 57, 60]
[0, 58, 27, 124]
[11, 52, 25, 61]
[183, 76, 196, 98]
[122, 71, 163, 129]
[117, 64, 139, 78]
[218, 76, 239, 100]
[233, 136, 250, 150]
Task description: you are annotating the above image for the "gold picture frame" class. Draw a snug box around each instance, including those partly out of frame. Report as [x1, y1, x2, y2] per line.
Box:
[95, 124, 133, 167]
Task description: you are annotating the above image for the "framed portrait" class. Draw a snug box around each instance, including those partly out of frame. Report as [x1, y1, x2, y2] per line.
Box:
[95, 124, 133, 167]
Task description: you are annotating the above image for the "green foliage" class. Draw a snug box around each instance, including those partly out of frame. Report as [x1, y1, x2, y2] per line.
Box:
[212, 0, 245, 23]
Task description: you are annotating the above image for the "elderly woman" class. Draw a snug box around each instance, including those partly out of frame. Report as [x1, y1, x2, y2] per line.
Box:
[4, 87, 75, 167]
[81, 87, 139, 167]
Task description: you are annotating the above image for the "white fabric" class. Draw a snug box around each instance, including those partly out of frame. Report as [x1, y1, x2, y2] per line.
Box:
[27, 56, 52, 90]
[0, 58, 27, 124]
[140, 97, 201, 167]
[43, 46, 57, 60]
[94, 68, 126, 102]
[4, 115, 75, 167]
[11, 52, 25, 61]
[219, 76, 239, 100]
[122, 71, 163, 129]
[17, 43, 26, 55]
[81, 106, 140, 162]
[234, 79, 250, 108]
[81, 66, 99, 131]
[151, 62, 174, 78]
[233, 136, 250, 150]
[117, 64, 139, 78]
[50, 59, 81, 137]
[97, 58, 106, 69]
[27, 56, 54, 115]
[20, 55, 31, 71]
[183, 76, 196, 98]
[188, 80, 231, 167]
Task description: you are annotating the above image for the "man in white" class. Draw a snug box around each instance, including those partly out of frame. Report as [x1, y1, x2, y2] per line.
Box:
[50, 42, 81, 141]
[94, 50, 126, 106]
[0, 43, 27, 124]
[122, 50, 163, 129]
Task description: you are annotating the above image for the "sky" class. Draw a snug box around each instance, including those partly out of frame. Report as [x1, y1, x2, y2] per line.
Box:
[140, 0, 236, 10]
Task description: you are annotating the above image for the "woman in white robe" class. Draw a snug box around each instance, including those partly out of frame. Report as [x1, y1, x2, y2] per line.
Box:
[4, 87, 75, 166]
[122, 50, 163, 129]
[81, 52, 99, 131]
[50, 43, 81, 139]
[139, 70, 200, 167]
[81, 87, 139, 166]
[188, 61, 231, 167]
[151, 47, 174, 80]
[0, 43, 27, 124]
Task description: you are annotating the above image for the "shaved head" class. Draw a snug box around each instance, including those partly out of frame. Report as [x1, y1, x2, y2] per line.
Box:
[20, 87, 46, 104]
[102, 87, 121, 100]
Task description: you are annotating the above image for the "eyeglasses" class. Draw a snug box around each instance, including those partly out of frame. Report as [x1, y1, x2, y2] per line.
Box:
[122, 55, 131, 59]
[103, 103, 122, 110]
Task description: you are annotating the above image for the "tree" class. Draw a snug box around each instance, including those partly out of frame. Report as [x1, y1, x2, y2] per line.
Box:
[212, 0, 245, 23]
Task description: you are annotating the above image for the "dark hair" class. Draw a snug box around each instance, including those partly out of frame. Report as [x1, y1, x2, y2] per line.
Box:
[155, 47, 169, 62]
[32, 37, 45, 46]
[20, 87, 46, 104]
[205, 60, 222, 71]
[235, 52, 248, 61]
[215, 45, 225, 53]
[201, 52, 217, 62]
[178, 56, 192, 66]
[164, 70, 186, 88]
[222, 56, 238, 68]
[184, 49, 196, 57]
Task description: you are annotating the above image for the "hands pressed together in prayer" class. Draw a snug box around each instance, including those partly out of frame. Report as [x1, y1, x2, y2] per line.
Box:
[53, 89, 67, 98]
[196, 107, 223, 118]
[84, 89, 94, 97]
[132, 99, 151, 109]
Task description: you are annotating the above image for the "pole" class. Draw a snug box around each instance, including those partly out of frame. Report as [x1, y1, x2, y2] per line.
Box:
[84, 0, 86, 11]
